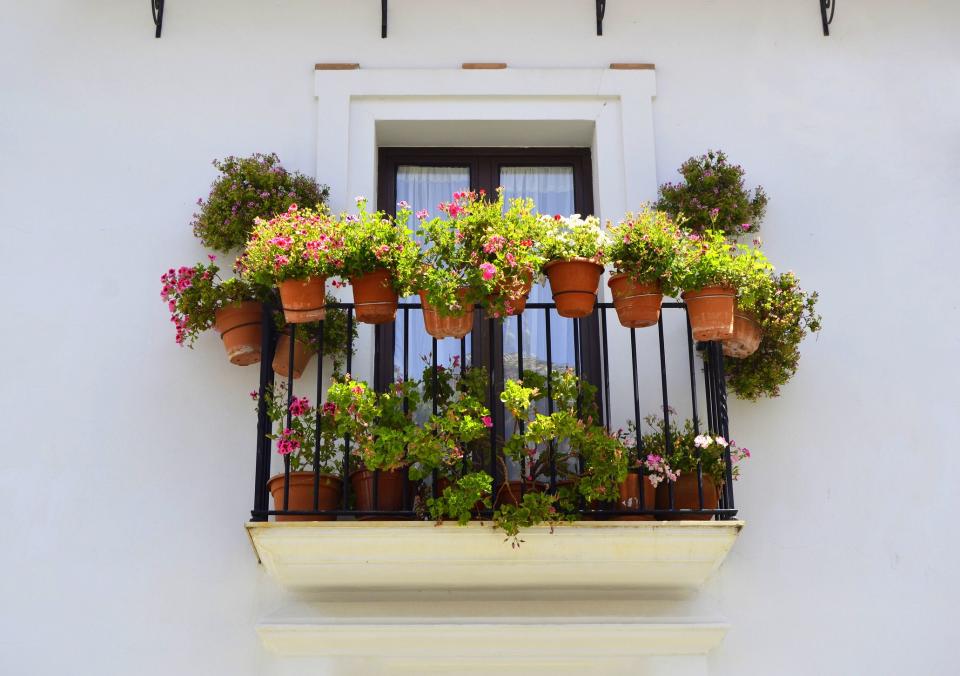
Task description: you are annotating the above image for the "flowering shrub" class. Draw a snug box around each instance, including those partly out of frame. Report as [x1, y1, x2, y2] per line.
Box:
[540, 214, 610, 263]
[160, 256, 265, 346]
[656, 150, 767, 237]
[428, 472, 494, 526]
[340, 197, 421, 290]
[725, 272, 822, 400]
[639, 413, 750, 485]
[238, 205, 345, 285]
[192, 153, 329, 253]
[674, 229, 743, 291]
[426, 190, 545, 318]
[606, 207, 685, 294]
[256, 387, 340, 473]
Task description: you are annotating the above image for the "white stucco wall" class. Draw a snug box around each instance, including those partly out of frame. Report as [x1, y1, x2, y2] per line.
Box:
[2, 1, 959, 674]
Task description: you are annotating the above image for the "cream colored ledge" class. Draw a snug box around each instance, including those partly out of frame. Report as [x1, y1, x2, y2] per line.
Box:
[246, 520, 743, 591]
[257, 618, 728, 660]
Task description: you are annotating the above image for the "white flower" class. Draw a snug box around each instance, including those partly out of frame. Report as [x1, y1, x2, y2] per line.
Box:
[354, 195, 366, 204]
[715, 436, 728, 447]
[694, 434, 711, 449]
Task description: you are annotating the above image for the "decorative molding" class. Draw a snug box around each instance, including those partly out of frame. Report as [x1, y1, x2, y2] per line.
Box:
[246, 521, 743, 591]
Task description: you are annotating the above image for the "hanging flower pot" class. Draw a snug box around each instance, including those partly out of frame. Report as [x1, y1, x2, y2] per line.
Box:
[272, 332, 315, 379]
[609, 472, 657, 520]
[608, 275, 663, 328]
[682, 286, 736, 341]
[350, 468, 409, 514]
[351, 268, 399, 325]
[722, 312, 762, 358]
[278, 277, 327, 323]
[213, 301, 263, 366]
[544, 258, 604, 318]
[419, 289, 474, 340]
[654, 473, 720, 521]
[488, 271, 534, 317]
[268, 471, 343, 522]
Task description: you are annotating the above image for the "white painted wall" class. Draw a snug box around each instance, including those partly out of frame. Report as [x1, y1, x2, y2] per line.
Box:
[2, 1, 959, 674]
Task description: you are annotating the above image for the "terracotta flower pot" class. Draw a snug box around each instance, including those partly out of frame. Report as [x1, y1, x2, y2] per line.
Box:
[682, 285, 736, 341]
[351, 268, 399, 325]
[722, 312, 762, 358]
[608, 275, 663, 328]
[267, 472, 342, 522]
[654, 473, 720, 521]
[350, 468, 409, 513]
[419, 290, 474, 339]
[490, 272, 534, 316]
[272, 333, 315, 379]
[607, 472, 657, 521]
[278, 277, 327, 323]
[544, 258, 604, 318]
[214, 301, 263, 366]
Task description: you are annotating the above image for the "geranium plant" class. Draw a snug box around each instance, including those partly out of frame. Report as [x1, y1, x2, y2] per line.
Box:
[238, 204, 345, 285]
[640, 413, 750, 485]
[341, 197, 420, 292]
[606, 207, 685, 293]
[540, 213, 609, 263]
[725, 271, 822, 400]
[256, 387, 341, 474]
[656, 150, 768, 237]
[674, 230, 742, 292]
[160, 256, 265, 346]
[192, 153, 329, 253]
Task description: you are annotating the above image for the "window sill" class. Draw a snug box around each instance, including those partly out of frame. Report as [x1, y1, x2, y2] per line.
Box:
[246, 520, 743, 592]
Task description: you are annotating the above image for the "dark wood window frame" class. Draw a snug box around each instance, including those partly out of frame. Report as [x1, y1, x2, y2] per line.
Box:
[374, 147, 601, 403]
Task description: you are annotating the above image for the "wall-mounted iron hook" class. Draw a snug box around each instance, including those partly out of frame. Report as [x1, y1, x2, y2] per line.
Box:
[820, 0, 835, 36]
[596, 0, 606, 36]
[151, 0, 164, 38]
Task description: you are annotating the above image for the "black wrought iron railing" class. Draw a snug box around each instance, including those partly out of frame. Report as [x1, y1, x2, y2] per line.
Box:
[250, 300, 737, 521]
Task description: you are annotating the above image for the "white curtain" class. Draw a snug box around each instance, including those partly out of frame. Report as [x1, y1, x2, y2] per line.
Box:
[394, 166, 471, 381]
[500, 167, 577, 379]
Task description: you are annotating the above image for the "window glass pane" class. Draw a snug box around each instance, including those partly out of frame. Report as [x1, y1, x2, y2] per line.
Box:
[394, 166, 471, 388]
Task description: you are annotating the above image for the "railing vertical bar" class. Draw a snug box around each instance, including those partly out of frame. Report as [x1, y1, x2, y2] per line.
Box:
[313, 319, 325, 511]
[713, 342, 735, 515]
[282, 325, 296, 512]
[431, 337, 439, 500]
[488, 317, 499, 501]
[545, 308, 556, 491]
[685, 314, 704, 511]
[600, 306, 611, 431]
[460, 335, 468, 475]
[629, 327, 644, 511]
[252, 302, 276, 521]
[401, 307, 410, 508]
[516, 313, 526, 488]
[342, 307, 354, 512]
[656, 316, 674, 511]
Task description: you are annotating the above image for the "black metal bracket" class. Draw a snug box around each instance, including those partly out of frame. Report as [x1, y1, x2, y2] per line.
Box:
[151, 0, 164, 38]
[596, 0, 606, 36]
[820, 0, 835, 36]
[381, 0, 387, 38]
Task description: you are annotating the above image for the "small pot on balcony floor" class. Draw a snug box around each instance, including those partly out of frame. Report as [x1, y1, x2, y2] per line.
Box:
[607, 472, 657, 521]
[268, 471, 342, 522]
[722, 312, 762, 358]
[272, 333, 315, 379]
[654, 473, 720, 521]
[350, 468, 410, 515]
[608, 274, 663, 328]
[681, 286, 736, 341]
[419, 290, 474, 339]
[351, 268, 399, 325]
[435, 477, 488, 516]
[278, 276, 327, 323]
[214, 301, 263, 366]
[544, 258, 604, 319]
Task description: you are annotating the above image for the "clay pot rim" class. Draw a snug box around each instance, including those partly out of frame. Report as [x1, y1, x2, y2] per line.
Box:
[607, 273, 662, 290]
[733, 310, 760, 324]
[681, 285, 736, 299]
[544, 257, 605, 272]
[267, 471, 343, 484]
[349, 467, 407, 479]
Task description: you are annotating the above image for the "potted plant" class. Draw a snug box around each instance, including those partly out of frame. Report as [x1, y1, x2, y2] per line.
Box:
[641, 412, 750, 520]
[238, 204, 345, 323]
[271, 296, 356, 379]
[414, 198, 487, 339]
[191, 153, 328, 253]
[725, 271, 822, 399]
[160, 256, 267, 365]
[341, 197, 420, 324]
[540, 213, 609, 318]
[606, 208, 684, 328]
[655, 149, 768, 238]
[723, 245, 775, 358]
[325, 376, 421, 513]
[256, 387, 343, 521]
[675, 230, 742, 341]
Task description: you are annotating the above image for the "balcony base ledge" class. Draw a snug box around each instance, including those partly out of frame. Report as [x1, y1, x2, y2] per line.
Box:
[246, 520, 743, 592]
[258, 618, 728, 659]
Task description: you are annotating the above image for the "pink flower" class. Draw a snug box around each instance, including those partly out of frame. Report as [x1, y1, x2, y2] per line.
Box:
[480, 263, 496, 281]
[274, 254, 289, 267]
[288, 203, 298, 212]
[207, 254, 217, 262]
[740, 223, 751, 231]
[249, 390, 259, 400]
[483, 235, 506, 254]
[397, 200, 409, 209]
[416, 209, 429, 220]
[482, 416, 493, 428]
[289, 396, 311, 416]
